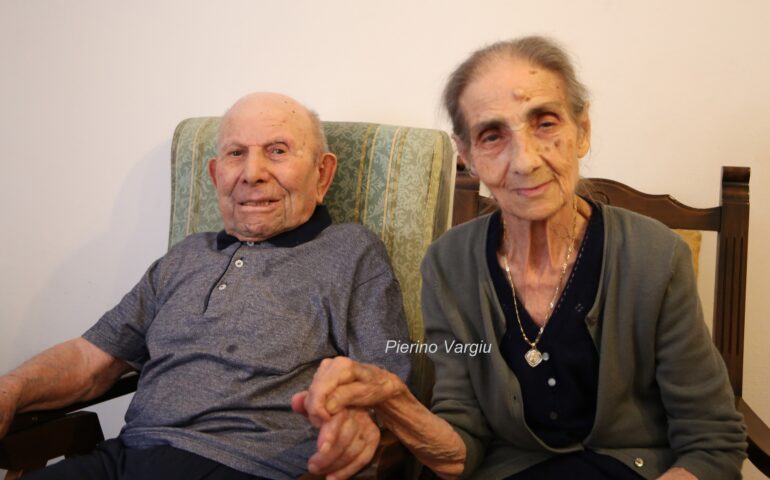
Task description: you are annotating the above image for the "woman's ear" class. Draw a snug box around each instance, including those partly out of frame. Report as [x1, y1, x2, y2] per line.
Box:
[453, 134, 476, 176]
[577, 104, 591, 158]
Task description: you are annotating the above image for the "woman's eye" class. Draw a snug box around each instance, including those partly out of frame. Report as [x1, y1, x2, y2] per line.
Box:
[481, 133, 501, 143]
[537, 115, 559, 130]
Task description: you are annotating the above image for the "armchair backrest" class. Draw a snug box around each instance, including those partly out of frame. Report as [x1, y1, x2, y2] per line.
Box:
[169, 118, 455, 401]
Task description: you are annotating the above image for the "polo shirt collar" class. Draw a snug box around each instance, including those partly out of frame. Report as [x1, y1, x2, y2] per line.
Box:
[215, 205, 332, 250]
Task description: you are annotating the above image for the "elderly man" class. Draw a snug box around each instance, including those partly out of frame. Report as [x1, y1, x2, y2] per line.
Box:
[0, 92, 410, 480]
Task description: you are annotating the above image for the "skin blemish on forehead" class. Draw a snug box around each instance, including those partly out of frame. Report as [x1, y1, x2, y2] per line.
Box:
[529, 70, 538, 75]
[511, 89, 531, 102]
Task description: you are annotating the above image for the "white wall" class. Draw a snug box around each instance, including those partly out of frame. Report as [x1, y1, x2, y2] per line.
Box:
[1, 1, 768, 477]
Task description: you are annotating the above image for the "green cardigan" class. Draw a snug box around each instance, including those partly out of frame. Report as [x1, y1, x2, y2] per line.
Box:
[420, 204, 746, 480]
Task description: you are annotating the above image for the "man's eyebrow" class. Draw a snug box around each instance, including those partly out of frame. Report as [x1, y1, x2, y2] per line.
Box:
[218, 140, 245, 153]
[267, 137, 291, 146]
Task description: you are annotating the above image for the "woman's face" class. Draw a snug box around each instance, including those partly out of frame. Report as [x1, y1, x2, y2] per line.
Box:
[457, 57, 590, 222]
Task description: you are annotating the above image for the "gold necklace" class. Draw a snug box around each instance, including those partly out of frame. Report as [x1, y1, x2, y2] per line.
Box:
[502, 198, 577, 367]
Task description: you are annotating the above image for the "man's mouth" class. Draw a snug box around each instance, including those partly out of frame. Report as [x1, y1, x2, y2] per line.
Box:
[239, 200, 275, 206]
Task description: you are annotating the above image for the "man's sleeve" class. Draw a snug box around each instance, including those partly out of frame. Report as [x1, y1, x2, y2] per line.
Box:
[82, 259, 162, 370]
[344, 240, 412, 384]
[655, 239, 747, 479]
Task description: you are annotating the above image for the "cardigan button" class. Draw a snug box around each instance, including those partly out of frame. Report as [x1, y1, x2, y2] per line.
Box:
[634, 457, 644, 468]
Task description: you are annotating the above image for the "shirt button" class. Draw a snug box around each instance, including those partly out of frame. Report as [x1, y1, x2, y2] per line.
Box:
[542, 352, 550, 361]
[547, 378, 556, 387]
[235, 259, 244, 268]
[634, 457, 644, 468]
[218, 283, 227, 291]
[549, 411, 558, 420]
[245, 242, 255, 247]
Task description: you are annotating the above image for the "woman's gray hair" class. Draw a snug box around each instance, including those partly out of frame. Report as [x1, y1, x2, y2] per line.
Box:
[443, 35, 589, 147]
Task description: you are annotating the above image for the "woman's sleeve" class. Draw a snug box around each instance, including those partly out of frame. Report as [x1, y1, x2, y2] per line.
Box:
[655, 238, 747, 479]
[421, 249, 492, 478]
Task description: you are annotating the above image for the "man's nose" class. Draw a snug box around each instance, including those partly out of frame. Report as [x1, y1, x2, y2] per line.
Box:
[508, 130, 541, 176]
[242, 150, 270, 184]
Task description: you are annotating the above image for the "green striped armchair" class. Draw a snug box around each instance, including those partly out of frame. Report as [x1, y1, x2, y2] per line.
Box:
[0, 119, 455, 479]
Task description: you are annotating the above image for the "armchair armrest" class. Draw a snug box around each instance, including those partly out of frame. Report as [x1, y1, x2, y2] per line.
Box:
[0, 372, 138, 473]
[4, 372, 139, 436]
[737, 397, 770, 475]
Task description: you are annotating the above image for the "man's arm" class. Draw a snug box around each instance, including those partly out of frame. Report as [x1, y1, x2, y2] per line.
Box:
[0, 337, 133, 438]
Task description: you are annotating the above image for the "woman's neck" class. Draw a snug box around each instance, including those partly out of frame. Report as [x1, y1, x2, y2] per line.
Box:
[498, 196, 592, 326]
[500, 198, 580, 274]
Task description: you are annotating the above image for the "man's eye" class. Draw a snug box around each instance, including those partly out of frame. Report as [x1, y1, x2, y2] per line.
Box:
[229, 150, 243, 157]
[268, 144, 288, 156]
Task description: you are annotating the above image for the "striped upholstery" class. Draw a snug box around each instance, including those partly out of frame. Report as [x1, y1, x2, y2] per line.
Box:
[169, 117, 455, 401]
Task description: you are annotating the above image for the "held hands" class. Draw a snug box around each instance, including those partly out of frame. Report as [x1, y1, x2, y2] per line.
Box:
[291, 357, 408, 479]
[292, 395, 380, 480]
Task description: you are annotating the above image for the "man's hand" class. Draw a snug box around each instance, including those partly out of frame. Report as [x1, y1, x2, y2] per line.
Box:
[302, 406, 380, 480]
[0, 376, 22, 439]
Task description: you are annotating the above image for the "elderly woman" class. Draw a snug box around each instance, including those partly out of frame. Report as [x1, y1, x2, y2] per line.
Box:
[293, 36, 746, 480]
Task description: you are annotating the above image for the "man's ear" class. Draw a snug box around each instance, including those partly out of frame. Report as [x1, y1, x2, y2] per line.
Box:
[315, 153, 338, 203]
[208, 158, 218, 187]
[577, 104, 591, 158]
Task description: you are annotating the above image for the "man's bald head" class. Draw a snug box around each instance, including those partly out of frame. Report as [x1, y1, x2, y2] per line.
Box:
[218, 92, 328, 161]
[208, 92, 337, 242]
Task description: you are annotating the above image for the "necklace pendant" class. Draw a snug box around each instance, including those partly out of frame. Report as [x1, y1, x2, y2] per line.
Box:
[524, 348, 543, 367]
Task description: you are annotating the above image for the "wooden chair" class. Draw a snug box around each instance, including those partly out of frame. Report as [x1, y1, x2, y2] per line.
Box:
[451, 164, 770, 476]
[0, 119, 454, 479]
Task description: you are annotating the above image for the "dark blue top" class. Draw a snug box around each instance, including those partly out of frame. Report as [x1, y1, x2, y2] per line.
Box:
[488, 204, 642, 479]
[488, 202, 603, 448]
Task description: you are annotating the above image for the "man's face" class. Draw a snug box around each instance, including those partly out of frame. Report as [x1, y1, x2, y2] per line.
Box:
[209, 94, 336, 242]
[457, 57, 590, 222]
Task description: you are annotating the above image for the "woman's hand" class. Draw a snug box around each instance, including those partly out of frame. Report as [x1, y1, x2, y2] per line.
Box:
[657, 467, 698, 479]
[298, 356, 407, 425]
